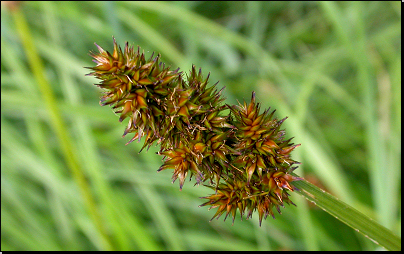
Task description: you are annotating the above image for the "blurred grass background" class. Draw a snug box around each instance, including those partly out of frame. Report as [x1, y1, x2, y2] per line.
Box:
[1, 1, 401, 251]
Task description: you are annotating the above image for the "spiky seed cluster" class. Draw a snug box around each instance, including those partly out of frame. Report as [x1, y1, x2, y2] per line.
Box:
[228, 93, 301, 186]
[87, 38, 301, 226]
[200, 175, 297, 225]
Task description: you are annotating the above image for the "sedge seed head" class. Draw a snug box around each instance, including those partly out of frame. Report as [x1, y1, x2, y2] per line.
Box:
[87, 38, 301, 226]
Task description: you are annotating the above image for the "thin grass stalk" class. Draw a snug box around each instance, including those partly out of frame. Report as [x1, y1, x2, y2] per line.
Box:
[10, 5, 113, 251]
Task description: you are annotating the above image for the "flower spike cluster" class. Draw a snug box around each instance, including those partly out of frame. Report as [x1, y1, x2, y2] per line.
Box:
[87, 38, 302, 226]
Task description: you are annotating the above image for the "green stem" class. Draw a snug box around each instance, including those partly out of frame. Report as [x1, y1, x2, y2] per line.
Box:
[292, 175, 401, 251]
[11, 6, 113, 251]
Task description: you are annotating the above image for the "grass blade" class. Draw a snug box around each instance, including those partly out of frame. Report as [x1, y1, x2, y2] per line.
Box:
[292, 176, 401, 251]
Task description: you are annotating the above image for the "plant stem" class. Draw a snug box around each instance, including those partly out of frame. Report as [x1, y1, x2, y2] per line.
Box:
[292, 175, 401, 251]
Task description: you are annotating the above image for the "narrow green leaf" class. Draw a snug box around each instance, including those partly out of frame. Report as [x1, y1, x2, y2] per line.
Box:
[292, 176, 401, 251]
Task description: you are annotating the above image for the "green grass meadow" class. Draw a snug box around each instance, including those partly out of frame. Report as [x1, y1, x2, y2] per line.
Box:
[1, 1, 401, 251]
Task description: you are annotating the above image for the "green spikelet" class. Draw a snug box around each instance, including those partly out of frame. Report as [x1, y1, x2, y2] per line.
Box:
[87, 38, 301, 225]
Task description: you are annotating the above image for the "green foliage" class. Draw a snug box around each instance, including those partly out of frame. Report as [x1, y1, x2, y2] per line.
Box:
[1, 1, 401, 251]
